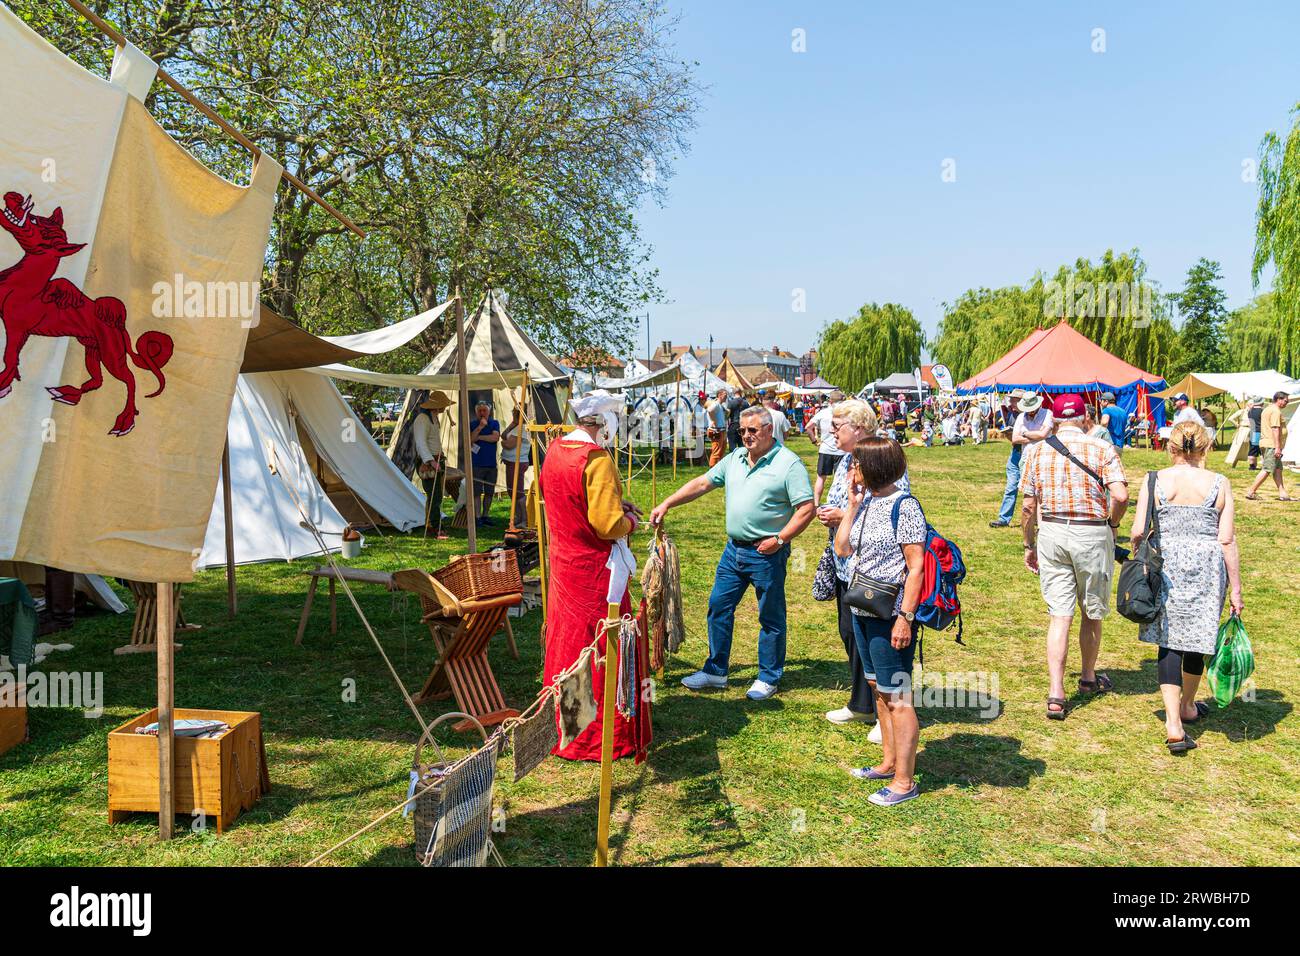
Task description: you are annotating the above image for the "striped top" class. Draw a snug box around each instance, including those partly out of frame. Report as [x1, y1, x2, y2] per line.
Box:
[1019, 425, 1126, 520]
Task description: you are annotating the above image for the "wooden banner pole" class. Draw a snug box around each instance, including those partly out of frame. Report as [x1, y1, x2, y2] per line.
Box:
[594, 601, 622, 867]
[456, 293, 477, 553]
[156, 582, 175, 840]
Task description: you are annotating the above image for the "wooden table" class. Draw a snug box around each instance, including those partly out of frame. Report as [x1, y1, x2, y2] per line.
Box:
[295, 566, 397, 645]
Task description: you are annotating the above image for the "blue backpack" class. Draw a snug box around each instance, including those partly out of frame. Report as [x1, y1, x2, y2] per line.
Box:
[889, 495, 967, 645]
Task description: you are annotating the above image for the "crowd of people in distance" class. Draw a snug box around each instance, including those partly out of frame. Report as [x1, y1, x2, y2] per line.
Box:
[420, 377, 1283, 801]
[646, 382, 1277, 806]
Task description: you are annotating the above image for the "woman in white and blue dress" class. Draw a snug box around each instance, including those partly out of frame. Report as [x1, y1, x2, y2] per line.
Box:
[816, 400, 880, 730]
[1129, 421, 1243, 753]
[833, 437, 926, 807]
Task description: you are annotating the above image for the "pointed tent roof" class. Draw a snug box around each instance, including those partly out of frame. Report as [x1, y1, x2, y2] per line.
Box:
[714, 353, 753, 392]
[420, 290, 567, 383]
[957, 321, 1165, 393]
[802, 374, 836, 391]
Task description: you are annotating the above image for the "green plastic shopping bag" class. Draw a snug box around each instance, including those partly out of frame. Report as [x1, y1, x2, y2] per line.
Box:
[1206, 614, 1254, 708]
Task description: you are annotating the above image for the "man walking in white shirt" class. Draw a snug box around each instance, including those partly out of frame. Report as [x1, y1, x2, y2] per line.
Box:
[990, 391, 1053, 528]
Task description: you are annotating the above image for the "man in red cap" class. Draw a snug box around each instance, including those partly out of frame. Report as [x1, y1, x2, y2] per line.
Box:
[1019, 393, 1129, 720]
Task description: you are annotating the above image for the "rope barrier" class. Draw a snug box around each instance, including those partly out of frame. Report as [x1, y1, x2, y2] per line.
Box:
[303, 618, 622, 866]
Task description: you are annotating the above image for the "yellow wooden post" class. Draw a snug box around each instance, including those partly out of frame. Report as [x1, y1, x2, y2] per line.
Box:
[594, 601, 622, 867]
[529, 424, 551, 632]
[654, 523, 664, 682]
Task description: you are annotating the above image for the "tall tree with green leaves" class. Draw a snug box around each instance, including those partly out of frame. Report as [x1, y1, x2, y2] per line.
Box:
[12, 0, 699, 385]
[1223, 293, 1283, 372]
[1253, 104, 1300, 377]
[929, 249, 1178, 384]
[1170, 258, 1227, 380]
[816, 303, 923, 394]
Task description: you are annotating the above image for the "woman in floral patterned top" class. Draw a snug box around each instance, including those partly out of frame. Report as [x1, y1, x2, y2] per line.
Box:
[815, 400, 879, 727]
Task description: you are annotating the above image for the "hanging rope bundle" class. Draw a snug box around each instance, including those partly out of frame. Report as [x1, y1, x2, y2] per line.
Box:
[661, 534, 686, 653]
[641, 537, 666, 670]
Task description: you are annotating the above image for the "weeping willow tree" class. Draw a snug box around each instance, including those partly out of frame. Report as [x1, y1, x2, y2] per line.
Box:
[816, 303, 924, 394]
[930, 250, 1178, 384]
[1252, 104, 1300, 377]
[1224, 293, 1283, 372]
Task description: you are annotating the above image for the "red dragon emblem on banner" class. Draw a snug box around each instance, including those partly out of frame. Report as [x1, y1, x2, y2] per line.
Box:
[0, 191, 173, 436]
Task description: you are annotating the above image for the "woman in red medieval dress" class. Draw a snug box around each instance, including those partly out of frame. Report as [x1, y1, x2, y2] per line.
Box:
[540, 391, 647, 761]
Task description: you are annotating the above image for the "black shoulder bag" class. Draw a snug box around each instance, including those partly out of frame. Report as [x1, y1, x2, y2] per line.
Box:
[843, 498, 903, 619]
[1116, 472, 1163, 625]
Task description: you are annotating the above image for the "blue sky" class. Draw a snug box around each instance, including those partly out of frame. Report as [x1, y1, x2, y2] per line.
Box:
[635, 0, 1300, 359]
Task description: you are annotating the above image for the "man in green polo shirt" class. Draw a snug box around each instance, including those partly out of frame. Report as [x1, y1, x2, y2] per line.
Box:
[650, 405, 816, 699]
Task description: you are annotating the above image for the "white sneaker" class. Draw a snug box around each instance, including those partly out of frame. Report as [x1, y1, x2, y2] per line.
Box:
[868, 722, 883, 744]
[826, 707, 871, 725]
[681, 670, 727, 691]
[745, 680, 778, 701]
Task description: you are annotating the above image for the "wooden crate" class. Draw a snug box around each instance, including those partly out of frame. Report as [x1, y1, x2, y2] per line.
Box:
[107, 708, 270, 833]
[0, 680, 26, 756]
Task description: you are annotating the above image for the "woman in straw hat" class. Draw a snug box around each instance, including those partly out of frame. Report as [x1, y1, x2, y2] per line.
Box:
[414, 391, 452, 539]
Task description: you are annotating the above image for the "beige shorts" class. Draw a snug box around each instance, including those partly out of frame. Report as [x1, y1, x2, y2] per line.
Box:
[1261, 446, 1282, 472]
[1036, 521, 1113, 619]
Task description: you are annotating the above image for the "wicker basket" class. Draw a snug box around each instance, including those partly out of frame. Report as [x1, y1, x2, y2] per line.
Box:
[431, 549, 522, 602]
[411, 712, 492, 866]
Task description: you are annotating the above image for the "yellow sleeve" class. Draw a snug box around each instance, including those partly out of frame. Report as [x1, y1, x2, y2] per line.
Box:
[584, 451, 632, 540]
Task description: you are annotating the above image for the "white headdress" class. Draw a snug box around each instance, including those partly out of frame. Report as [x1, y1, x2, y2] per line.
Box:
[569, 389, 622, 447]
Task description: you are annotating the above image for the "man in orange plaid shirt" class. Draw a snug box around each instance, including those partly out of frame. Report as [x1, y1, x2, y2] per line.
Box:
[1020, 393, 1129, 720]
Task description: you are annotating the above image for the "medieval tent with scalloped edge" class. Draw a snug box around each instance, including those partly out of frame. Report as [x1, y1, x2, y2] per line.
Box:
[956, 320, 1168, 429]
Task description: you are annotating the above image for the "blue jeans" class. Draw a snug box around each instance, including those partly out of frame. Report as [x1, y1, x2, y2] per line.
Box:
[997, 445, 1023, 523]
[704, 540, 789, 685]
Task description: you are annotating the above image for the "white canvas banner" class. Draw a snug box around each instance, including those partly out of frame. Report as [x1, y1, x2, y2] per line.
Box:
[0, 6, 281, 581]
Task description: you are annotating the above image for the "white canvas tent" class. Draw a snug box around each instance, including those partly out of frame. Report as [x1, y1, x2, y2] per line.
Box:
[384, 292, 571, 493]
[198, 371, 425, 568]
[1154, 370, 1299, 402]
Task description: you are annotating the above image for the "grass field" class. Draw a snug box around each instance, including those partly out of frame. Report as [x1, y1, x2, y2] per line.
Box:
[2, 436, 1297, 866]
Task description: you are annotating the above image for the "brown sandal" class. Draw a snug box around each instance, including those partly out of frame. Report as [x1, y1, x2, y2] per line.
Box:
[1046, 697, 1067, 720]
[1078, 673, 1113, 694]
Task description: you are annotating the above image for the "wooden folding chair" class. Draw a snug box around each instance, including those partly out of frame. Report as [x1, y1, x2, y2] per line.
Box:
[116, 581, 199, 655]
[393, 569, 521, 733]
